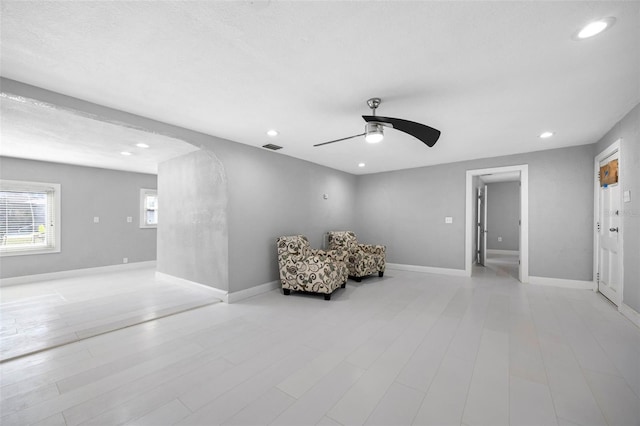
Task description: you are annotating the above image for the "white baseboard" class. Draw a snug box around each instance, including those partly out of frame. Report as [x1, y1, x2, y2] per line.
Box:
[228, 280, 280, 303]
[0, 261, 157, 287]
[155, 273, 278, 304]
[155, 271, 227, 303]
[528, 276, 594, 290]
[619, 303, 640, 329]
[487, 249, 519, 255]
[386, 263, 467, 277]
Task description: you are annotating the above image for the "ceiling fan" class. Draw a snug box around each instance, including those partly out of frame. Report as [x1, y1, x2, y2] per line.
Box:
[313, 98, 441, 148]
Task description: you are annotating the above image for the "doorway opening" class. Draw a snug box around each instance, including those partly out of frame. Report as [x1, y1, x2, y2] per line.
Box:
[465, 165, 529, 282]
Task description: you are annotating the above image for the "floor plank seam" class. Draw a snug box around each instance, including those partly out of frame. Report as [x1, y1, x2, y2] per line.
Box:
[0, 298, 222, 363]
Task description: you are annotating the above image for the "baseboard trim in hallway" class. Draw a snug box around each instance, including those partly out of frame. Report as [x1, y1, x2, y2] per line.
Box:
[486, 249, 519, 255]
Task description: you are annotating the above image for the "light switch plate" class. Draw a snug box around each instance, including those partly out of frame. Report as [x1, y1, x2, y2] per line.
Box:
[623, 190, 631, 203]
[126, 216, 133, 223]
[445, 216, 453, 224]
[93, 216, 99, 223]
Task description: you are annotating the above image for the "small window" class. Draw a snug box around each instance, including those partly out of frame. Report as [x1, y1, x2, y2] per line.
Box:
[0, 180, 61, 256]
[140, 188, 158, 228]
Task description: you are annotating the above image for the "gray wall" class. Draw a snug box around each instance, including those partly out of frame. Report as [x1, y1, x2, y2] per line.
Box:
[213, 138, 357, 292]
[0, 79, 357, 293]
[595, 103, 640, 313]
[354, 144, 596, 281]
[157, 150, 228, 291]
[5, 78, 621, 289]
[486, 181, 520, 251]
[0, 157, 157, 278]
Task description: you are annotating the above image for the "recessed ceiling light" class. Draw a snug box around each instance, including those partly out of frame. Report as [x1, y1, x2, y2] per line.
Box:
[575, 17, 615, 40]
[539, 131, 554, 139]
[120, 151, 132, 156]
[136, 143, 150, 148]
[267, 129, 279, 137]
[358, 162, 366, 168]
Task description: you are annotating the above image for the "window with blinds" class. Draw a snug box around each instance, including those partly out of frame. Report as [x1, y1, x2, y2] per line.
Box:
[140, 188, 158, 228]
[0, 180, 61, 256]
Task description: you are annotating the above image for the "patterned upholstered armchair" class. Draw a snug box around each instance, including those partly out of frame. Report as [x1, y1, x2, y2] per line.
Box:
[276, 235, 348, 300]
[327, 231, 386, 282]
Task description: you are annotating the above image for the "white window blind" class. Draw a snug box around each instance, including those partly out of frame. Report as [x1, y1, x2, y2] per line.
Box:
[0, 180, 60, 255]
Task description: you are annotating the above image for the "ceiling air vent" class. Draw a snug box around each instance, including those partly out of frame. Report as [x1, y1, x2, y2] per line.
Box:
[262, 143, 283, 151]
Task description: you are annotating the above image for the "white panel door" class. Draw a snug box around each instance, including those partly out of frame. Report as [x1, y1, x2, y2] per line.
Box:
[598, 153, 621, 305]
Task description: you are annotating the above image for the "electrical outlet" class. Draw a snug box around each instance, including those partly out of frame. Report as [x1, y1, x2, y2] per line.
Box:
[498, 236, 502, 242]
[93, 216, 99, 223]
[123, 257, 128, 264]
[126, 216, 133, 223]
[445, 217, 453, 224]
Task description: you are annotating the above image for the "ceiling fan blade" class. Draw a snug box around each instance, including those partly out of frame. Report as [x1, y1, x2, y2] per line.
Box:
[362, 115, 441, 147]
[313, 133, 365, 147]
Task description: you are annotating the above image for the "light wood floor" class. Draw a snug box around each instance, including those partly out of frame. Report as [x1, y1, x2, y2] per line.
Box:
[0, 269, 221, 362]
[1, 265, 639, 425]
[484, 252, 520, 281]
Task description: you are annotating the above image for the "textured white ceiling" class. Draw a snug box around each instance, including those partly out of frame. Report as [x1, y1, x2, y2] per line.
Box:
[1, 1, 638, 175]
[0, 94, 199, 174]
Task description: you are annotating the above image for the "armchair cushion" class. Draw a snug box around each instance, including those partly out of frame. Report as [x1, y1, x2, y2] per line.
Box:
[327, 231, 386, 279]
[276, 235, 348, 297]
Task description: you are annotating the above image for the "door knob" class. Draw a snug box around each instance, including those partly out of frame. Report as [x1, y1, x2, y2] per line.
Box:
[609, 227, 619, 232]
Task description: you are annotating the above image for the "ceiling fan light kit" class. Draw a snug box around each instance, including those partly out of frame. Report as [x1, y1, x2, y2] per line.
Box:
[313, 97, 441, 148]
[365, 122, 384, 143]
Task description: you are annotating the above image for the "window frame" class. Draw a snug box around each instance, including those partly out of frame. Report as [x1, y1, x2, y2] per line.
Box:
[139, 188, 158, 229]
[0, 179, 61, 257]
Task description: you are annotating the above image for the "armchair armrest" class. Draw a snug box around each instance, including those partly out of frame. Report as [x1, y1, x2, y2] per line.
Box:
[310, 248, 348, 263]
[358, 244, 386, 256]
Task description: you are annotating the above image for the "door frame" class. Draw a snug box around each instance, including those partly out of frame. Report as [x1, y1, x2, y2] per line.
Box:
[593, 139, 624, 304]
[483, 183, 488, 266]
[465, 164, 529, 282]
[476, 187, 482, 264]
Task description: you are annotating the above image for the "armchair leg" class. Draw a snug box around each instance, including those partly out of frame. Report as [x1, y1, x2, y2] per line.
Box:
[379, 271, 384, 277]
[354, 276, 362, 282]
[324, 293, 331, 301]
[283, 289, 291, 295]
[341, 281, 346, 288]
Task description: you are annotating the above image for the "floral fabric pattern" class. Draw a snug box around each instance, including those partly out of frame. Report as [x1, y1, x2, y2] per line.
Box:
[327, 231, 386, 278]
[276, 235, 348, 295]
